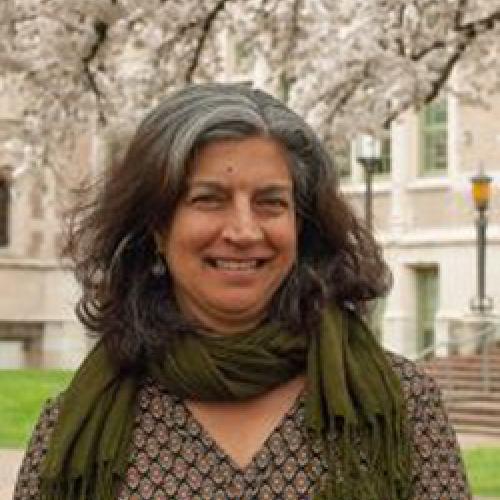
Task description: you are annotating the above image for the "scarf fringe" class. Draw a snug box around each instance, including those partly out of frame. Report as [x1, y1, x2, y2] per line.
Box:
[40, 464, 116, 500]
[314, 410, 411, 500]
[40, 305, 412, 500]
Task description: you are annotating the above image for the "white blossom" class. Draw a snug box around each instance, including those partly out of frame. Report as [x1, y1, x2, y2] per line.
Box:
[0, 0, 498, 172]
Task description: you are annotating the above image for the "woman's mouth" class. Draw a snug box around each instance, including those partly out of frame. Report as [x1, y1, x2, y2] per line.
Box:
[204, 258, 268, 270]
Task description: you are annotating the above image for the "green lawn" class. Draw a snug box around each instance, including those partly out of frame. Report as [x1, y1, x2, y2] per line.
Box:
[463, 447, 500, 497]
[1, 371, 500, 497]
[0, 369, 73, 448]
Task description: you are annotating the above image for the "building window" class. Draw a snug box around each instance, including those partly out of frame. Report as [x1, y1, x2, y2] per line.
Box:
[369, 297, 387, 342]
[375, 137, 391, 176]
[415, 267, 439, 356]
[0, 178, 9, 247]
[234, 39, 254, 75]
[279, 72, 296, 103]
[419, 98, 448, 175]
[332, 139, 352, 179]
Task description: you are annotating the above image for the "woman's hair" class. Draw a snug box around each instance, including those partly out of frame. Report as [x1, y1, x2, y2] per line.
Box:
[64, 83, 391, 368]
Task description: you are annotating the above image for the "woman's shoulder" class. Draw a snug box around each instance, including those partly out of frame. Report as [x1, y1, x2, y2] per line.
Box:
[383, 350, 447, 423]
[13, 395, 63, 500]
[384, 350, 441, 399]
[13, 379, 172, 500]
[384, 349, 425, 377]
[384, 350, 472, 499]
[22, 394, 62, 456]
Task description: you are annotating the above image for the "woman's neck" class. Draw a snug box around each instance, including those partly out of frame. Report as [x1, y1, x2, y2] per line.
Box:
[176, 296, 268, 336]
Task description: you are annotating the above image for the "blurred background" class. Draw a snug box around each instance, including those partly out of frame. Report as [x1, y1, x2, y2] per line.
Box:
[1, 0, 500, 497]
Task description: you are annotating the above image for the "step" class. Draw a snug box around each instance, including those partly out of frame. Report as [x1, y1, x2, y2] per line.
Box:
[442, 391, 500, 402]
[449, 412, 500, 428]
[428, 378, 500, 389]
[430, 380, 500, 391]
[452, 424, 500, 437]
[446, 401, 500, 415]
[425, 367, 500, 379]
[421, 359, 500, 370]
[432, 379, 500, 390]
[437, 380, 500, 394]
[423, 365, 500, 374]
[422, 351, 500, 360]
[423, 361, 500, 371]
[423, 371, 500, 382]
[423, 370, 500, 379]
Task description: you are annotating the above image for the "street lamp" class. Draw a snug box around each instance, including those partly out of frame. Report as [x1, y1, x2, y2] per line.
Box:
[357, 134, 382, 232]
[470, 168, 493, 314]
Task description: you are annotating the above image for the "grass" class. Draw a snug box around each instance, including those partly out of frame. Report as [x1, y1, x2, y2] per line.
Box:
[0, 370, 73, 448]
[463, 447, 500, 497]
[1, 371, 500, 497]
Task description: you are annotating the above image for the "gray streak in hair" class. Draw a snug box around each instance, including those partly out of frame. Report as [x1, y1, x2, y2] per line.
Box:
[64, 83, 391, 367]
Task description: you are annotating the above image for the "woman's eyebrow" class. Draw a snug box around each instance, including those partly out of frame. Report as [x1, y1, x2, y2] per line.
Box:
[186, 180, 227, 191]
[254, 186, 293, 199]
[187, 181, 293, 193]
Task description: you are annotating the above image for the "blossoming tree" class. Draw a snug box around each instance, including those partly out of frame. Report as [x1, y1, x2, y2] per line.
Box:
[0, 0, 498, 173]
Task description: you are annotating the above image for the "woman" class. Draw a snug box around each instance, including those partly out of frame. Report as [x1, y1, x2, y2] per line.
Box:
[14, 83, 470, 499]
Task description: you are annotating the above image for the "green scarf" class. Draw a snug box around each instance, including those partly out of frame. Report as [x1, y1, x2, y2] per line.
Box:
[40, 305, 411, 499]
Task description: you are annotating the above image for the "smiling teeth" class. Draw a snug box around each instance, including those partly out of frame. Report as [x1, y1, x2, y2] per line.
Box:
[214, 259, 259, 270]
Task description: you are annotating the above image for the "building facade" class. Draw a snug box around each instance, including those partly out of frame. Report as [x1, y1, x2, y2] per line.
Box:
[340, 93, 500, 358]
[1, 49, 499, 367]
[0, 90, 91, 368]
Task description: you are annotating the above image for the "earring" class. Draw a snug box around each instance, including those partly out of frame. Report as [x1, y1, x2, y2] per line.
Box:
[151, 251, 166, 276]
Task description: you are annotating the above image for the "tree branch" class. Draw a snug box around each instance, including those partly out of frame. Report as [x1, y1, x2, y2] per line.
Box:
[454, 0, 468, 26]
[412, 3, 499, 61]
[82, 20, 108, 125]
[411, 40, 446, 60]
[382, 41, 465, 129]
[422, 6, 500, 103]
[283, 0, 301, 62]
[316, 63, 369, 120]
[393, 3, 407, 56]
[456, 9, 500, 34]
[424, 46, 464, 104]
[185, 0, 229, 83]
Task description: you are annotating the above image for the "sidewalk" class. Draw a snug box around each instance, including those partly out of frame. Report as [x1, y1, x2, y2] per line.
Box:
[458, 433, 500, 449]
[1, 435, 499, 499]
[0, 449, 23, 499]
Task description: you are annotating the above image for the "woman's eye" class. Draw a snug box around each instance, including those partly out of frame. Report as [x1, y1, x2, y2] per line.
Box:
[190, 194, 223, 207]
[258, 198, 289, 209]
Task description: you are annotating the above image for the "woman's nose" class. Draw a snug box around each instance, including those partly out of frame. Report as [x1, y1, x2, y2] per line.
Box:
[221, 202, 263, 245]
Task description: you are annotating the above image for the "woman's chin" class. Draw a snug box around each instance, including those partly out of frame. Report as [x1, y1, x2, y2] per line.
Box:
[200, 299, 268, 332]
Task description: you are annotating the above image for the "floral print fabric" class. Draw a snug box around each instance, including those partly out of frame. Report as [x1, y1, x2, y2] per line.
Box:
[14, 352, 471, 499]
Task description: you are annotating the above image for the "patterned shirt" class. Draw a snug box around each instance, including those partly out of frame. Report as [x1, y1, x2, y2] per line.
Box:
[14, 353, 471, 499]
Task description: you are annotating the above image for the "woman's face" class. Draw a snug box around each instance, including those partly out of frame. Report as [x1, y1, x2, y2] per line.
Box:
[157, 136, 297, 334]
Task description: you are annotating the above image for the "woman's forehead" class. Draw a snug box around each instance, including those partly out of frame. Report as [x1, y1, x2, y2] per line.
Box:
[186, 136, 293, 186]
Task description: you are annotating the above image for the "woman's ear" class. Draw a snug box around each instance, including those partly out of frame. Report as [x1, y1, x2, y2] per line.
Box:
[153, 231, 165, 254]
[151, 230, 168, 277]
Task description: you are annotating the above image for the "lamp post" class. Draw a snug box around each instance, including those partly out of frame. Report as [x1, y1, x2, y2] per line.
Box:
[357, 135, 382, 232]
[470, 169, 493, 314]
